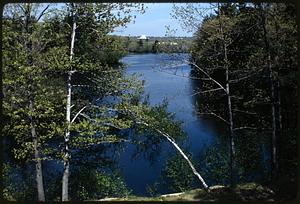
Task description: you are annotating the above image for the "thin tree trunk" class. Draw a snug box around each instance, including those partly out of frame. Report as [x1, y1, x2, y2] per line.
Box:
[29, 98, 46, 201]
[62, 72, 71, 201]
[226, 67, 236, 187]
[277, 81, 282, 135]
[218, 3, 236, 187]
[164, 133, 210, 191]
[269, 56, 277, 179]
[259, 4, 278, 179]
[276, 81, 282, 175]
[24, 3, 46, 201]
[62, 4, 76, 201]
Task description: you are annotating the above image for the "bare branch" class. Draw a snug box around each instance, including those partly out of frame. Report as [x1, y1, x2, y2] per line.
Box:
[18, 4, 26, 14]
[233, 126, 258, 131]
[232, 109, 257, 115]
[71, 106, 87, 124]
[230, 95, 244, 100]
[233, 127, 258, 131]
[160, 63, 188, 69]
[197, 112, 229, 125]
[192, 87, 223, 96]
[229, 69, 263, 83]
[104, 106, 210, 191]
[72, 138, 130, 149]
[37, 4, 50, 22]
[79, 113, 95, 122]
[233, 127, 272, 131]
[188, 60, 227, 93]
[154, 68, 205, 80]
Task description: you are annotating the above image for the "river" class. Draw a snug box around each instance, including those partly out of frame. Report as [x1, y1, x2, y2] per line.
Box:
[118, 53, 222, 196]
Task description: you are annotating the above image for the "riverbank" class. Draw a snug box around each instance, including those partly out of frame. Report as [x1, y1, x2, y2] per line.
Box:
[117, 35, 193, 53]
[99, 183, 276, 201]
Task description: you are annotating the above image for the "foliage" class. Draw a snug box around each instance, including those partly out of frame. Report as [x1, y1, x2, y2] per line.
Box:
[2, 3, 66, 163]
[3, 163, 35, 201]
[100, 183, 276, 201]
[161, 154, 195, 192]
[118, 36, 193, 53]
[198, 142, 230, 186]
[2, 3, 196, 201]
[69, 166, 130, 200]
[190, 2, 297, 194]
[2, 2, 146, 201]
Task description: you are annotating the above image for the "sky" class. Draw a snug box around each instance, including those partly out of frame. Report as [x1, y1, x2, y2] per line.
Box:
[4, 3, 207, 38]
[113, 3, 194, 37]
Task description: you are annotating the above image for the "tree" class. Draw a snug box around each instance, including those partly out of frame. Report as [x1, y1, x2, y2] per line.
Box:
[172, 3, 241, 186]
[254, 3, 297, 185]
[173, 2, 297, 189]
[152, 40, 160, 53]
[2, 3, 65, 201]
[3, 2, 145, 201]
[112, 101, 210, 191]
[51, 3, 145, 201]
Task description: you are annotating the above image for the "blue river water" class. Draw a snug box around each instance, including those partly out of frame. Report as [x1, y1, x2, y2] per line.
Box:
[118, 53, 220, 196]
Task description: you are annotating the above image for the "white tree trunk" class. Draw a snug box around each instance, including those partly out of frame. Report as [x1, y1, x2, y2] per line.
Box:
[62, 4, 76, 201]
[164, 134, 210, 191]
[62, 71, 72, 201]
[139, 122, 210, 191]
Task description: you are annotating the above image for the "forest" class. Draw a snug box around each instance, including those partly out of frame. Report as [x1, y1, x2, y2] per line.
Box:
[118, 36, 193, 53]
[2, 2, 297, 202]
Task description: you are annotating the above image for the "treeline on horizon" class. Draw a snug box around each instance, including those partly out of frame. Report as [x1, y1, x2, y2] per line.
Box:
[116, 36, 194, 53]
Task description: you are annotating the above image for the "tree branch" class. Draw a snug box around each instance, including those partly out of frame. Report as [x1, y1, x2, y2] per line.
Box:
[192, 87, 223, 96]
[197, 112, 229, 125]
[37, 5, 50, 22]
[188, 60, 227, 94]
[71, 106, 87, 124]
[229, 68, 262, 83]
[79, 113, 124, 130]
[18, 4, 26, 14]
[233, 127, 258, 131]
[232, 109, 257, 115]
[233, 126, 272, 131]
[104, 107, 210, 191]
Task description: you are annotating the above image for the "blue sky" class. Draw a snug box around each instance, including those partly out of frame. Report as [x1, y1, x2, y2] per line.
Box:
[113, 3, 194, 37]
[4, 3, 206, 37]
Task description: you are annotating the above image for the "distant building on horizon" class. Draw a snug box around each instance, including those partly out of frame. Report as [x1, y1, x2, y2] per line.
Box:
[137, 35, 149, 40]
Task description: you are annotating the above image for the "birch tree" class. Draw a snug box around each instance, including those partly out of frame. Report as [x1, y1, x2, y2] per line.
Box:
[170, 2, 275, 186]
[54, 3, 145, 201]
[172, 2, 297, 186]
[170, 3, 240, 186]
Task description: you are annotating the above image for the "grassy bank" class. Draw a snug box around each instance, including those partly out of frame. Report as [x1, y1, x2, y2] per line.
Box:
[98, 183, 276, 201]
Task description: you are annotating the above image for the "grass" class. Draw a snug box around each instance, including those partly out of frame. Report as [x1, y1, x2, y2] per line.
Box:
[98, 183, 276, 201]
